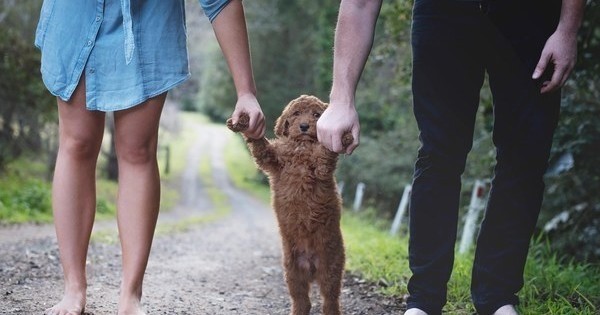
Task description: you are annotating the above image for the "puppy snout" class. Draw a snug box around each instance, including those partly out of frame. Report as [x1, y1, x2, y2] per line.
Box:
[300, 123, 309, 132]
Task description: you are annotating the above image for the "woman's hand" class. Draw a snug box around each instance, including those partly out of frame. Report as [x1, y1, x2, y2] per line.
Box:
[231, 93, 265, 139]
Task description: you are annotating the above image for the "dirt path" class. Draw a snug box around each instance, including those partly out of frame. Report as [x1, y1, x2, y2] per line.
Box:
[0, 115, 404, 315]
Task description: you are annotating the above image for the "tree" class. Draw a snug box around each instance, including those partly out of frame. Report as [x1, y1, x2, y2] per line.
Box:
[540, 0, 600, 262]
[0, 3, 56, 172]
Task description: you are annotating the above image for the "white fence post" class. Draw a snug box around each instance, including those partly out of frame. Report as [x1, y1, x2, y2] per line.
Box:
[337, 181, 345, 195]
[352, 182, 366, 212]
[458, 179, 489, 254]
[390, 184, 412, 236]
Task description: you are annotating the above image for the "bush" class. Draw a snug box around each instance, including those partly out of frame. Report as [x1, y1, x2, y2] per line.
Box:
[0, 158, 118, 223]
[0, 175, 52, 223]
[0, 27, 56, 172]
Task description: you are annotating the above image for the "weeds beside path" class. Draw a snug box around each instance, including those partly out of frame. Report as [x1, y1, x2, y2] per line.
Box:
[0, 113, 402, 315]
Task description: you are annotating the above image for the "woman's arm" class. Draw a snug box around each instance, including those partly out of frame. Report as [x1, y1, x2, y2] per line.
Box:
[209, 0, 265, 139]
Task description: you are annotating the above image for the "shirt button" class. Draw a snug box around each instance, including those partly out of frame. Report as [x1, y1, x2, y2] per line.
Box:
[95, 16, 101, 22]
[87, 40, 93, 46]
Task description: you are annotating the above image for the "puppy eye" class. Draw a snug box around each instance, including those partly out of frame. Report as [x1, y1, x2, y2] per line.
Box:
[293, 111, 301, 116]
[313, 112, 321, 118]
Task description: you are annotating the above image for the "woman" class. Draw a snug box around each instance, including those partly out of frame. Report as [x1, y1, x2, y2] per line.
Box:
[36, 0, 264, 314]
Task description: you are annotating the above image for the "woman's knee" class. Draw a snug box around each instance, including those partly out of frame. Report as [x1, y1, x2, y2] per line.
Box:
[115, 141, 157, 165]
[59, 133, 102, 161]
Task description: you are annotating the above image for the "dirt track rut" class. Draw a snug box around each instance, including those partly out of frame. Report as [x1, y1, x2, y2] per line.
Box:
[0, 114, 404, 314]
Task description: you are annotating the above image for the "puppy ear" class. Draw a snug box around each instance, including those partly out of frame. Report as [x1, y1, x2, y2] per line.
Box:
[274, 116, 289, 137]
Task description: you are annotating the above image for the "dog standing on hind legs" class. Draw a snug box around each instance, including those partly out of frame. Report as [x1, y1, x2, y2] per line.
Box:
[227, 95, 352, 315]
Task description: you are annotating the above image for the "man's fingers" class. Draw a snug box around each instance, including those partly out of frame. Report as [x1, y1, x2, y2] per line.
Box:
[332, 135, 343, 153]
[320, 135, 333, 152]
[346, 143, 358, 155]
[541, 63, 564, 93]
[346, 127, 360, 155]
[532, 51, 551, 79]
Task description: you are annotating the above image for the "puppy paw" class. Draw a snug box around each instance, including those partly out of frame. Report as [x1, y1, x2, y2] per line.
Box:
[226, 112, 250, 132]
[342, 133, 354, 149]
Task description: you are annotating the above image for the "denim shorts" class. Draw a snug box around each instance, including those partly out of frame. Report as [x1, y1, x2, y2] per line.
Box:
[36, 0, 190, 111]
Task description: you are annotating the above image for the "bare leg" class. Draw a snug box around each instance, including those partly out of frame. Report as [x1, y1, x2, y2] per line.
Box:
[47, 76, 105, 315]
[113, 94, 166, 315]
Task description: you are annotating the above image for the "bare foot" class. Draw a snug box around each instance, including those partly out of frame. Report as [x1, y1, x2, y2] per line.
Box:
[44, 291, 85, 315]
[117, 294, 146, 315]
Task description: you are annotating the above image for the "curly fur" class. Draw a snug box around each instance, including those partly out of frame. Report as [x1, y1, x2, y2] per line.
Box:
[227, 95, 352, 315]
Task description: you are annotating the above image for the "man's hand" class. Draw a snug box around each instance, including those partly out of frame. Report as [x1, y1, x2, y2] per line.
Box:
[532, 29, 578, 94]
[317, 100, 360, 155]
[231, 93, 265, 139]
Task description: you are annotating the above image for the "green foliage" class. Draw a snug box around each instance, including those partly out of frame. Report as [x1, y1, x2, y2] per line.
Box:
[0, 158, 120, 223]
[0, 159, 51, 222]
[192, 0, 599, 262]
[0, 1, 56, 171]
[337, 133, 417, 216]
[342, 212, 600, 314]
[337, 0, 495, 219]
[520, 239, 600, 314]
[196, 42, 238, 122]
[342, 211, 410, 296]
[224, 123, 600, 313]
[224, 134, 271, 201]
[0, 176, 52, 223]
[342, 0, 600, 263]
[94, 179, 118, 219]
[538, 0, 600, 262]
[194, 0, 341, 134]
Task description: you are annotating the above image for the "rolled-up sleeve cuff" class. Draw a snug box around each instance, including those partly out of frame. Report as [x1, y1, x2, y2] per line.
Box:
[199, 0, 233, 22]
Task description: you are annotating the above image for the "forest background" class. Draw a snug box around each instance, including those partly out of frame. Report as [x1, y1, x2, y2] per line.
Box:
[1, 0, 599, 264]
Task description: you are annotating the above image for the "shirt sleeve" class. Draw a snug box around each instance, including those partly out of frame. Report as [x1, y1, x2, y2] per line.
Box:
[199, 0, 233, 22]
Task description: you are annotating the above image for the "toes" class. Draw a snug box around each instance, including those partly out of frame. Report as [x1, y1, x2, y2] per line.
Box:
[44, 305, 83, 315]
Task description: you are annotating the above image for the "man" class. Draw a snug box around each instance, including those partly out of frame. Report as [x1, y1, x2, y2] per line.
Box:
[317, 0, 584, 314]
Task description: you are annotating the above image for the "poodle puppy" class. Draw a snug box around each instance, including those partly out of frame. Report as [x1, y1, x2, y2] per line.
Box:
[227, 95, 352, 315]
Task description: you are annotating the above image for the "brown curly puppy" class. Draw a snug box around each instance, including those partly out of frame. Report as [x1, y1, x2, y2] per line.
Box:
[227, 95, 352, 315]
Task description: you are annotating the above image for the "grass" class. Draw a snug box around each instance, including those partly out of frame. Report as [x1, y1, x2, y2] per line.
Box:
[224, 134, 271, 201]
[91, 112, 232, 242]
[153, 148, 231, 237]
[223, 135, 600, 314]
[341, 210, 600, 314]
[341, 211, 411, 294]
[0, 157, 118, 223]
[0, 112, 204, 226]
[0, 158, 53, 223]
[5, 113, 598, 314]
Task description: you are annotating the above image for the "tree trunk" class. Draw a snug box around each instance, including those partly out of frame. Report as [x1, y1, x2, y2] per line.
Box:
[106, 114, 118, 181]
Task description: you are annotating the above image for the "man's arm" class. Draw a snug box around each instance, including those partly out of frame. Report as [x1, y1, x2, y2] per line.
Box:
[317, 0, 382, 154]
[532, 0, 585, 93]
[211, 0, 265, 139]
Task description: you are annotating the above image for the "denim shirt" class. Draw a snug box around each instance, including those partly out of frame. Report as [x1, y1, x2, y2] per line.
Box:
[35, 0, 231, 111]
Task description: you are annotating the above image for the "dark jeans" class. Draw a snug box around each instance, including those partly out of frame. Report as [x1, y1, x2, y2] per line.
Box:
[408, 0, 561, 314]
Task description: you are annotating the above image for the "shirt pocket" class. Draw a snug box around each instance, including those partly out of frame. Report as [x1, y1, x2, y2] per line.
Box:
[34, 0, 57, 49]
